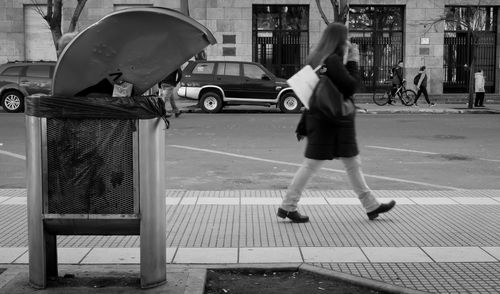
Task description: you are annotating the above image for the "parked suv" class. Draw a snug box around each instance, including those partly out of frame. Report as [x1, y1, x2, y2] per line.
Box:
[177, 60, 301, 113]
[0, 61, 56, 113]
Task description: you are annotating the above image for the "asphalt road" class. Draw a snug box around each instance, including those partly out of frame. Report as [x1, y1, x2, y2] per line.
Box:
[1, 109, 499, 190]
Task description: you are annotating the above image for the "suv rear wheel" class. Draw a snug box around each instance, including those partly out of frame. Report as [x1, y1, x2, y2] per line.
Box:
[279, 93, 301, 113]
[1, 90, 24, 113]
[200, 91, 223, 113]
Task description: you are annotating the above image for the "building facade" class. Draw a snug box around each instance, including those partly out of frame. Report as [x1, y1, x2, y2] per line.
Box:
[1, 0, 499, 95]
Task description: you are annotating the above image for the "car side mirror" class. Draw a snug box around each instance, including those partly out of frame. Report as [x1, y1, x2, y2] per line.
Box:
[262, 75, 270, 81]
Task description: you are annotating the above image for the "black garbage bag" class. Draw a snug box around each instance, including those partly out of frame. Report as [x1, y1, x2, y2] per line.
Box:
[26, 95, 168, 214]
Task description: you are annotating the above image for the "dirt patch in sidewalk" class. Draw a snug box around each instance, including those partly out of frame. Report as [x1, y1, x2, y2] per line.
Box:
[205, 269, 387, 294]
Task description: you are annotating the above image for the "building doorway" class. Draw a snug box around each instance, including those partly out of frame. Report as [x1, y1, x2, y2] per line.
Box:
[443, 6, 497, 93]
[252, 5, 309, 78]
[349, 6, 404, 92]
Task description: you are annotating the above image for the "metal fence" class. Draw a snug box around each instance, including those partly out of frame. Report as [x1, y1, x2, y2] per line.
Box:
[350, 32, 403, 92]
[444, 31, 497, 93]
[254, 30, 309, 79]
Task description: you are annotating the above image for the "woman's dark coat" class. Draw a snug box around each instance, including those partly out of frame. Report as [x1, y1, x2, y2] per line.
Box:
[296, 54, 360, 160]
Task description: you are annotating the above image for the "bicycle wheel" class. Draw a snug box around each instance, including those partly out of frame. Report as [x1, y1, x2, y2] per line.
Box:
[373, 89, 390, 106]
[400, 89, 416, 106]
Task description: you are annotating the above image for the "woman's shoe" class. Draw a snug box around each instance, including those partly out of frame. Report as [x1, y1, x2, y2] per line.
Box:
[367, 200, 396, 220]
[277, 208, 309, 223]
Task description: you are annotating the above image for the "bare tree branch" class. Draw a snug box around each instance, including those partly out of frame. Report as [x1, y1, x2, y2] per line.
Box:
[69, 0, 88, 32]
[30, 0, 46, 19]
[315, 0, 330, 25]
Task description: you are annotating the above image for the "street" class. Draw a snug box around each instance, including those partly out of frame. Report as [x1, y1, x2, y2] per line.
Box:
[1, 110, 499, 190]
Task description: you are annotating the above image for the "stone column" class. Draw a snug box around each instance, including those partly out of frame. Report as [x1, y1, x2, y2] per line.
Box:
[405, 0, 445, 95]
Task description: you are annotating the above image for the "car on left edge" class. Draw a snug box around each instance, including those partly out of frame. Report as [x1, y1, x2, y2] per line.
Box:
[0, 60, 56, 113]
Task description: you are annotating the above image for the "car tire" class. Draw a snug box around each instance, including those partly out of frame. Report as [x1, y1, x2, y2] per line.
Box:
[200, 91, 223, 113]
[1, 90, 24, 113]
[279, 93, 301, 113]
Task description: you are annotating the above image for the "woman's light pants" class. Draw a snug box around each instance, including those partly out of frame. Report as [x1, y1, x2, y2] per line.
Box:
[280, 155, 380, 213]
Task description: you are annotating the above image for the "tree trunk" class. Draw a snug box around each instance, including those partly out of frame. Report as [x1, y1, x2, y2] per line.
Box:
[468, 35, 479, 109]
[315, 0, 330, 25]
[68, 0, 88, 32]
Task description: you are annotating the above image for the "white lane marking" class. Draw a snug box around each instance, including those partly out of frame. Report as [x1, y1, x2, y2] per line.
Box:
[168, 145, 463, 191]
[0, 149, 26, 160]
[366, 145, 438, 155]
[479, 158, 500, 163]
[367, 145, 500, 163]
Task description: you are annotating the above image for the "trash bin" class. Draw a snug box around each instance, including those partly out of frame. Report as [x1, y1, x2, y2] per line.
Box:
[25, 7, 216, 289]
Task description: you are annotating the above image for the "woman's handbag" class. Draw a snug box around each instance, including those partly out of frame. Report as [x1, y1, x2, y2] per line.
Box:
[310, 74, 355, 121]
[287, 65, 323, 109]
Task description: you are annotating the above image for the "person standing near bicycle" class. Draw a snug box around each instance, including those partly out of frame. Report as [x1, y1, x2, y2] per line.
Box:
[390, 60, 404, 105]
[413, 66, 435, 107]
[277, 22, 396, 223]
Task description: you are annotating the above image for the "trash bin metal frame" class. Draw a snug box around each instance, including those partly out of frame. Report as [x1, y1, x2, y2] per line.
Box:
[27, 116, 166, 289]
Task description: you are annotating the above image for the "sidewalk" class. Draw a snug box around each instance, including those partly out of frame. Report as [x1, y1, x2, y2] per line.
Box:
[174, 98, 500, 115]
[1, 189, 499, 293]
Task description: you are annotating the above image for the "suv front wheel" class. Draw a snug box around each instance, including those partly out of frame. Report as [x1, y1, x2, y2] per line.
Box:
[200, 91, 223, 113]
[1, 90, 24, 113]
[279, 93, 301, 113]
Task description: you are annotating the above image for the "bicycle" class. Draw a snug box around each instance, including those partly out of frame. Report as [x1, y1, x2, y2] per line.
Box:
[372, 80, 416, 106]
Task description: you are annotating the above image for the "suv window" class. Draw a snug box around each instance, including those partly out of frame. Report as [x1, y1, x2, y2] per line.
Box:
[25, 65, 51, 78]
[1, 66, 24, 76]
[243, 64, 266, 79]
[192, 62, 215, 74]
[217, 63, 240, 76]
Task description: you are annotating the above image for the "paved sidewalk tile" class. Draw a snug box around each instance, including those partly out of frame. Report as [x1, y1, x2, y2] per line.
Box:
[451, 197, 500, 205]
[240, 197, 281, 205]
[326, 198, 360, 205]
[0, 247, 26, 263]
[299, 197, 328, 205]
[14, 247, 92, 264]
[410, 197, 458, 205]
[482, 247, 500, 260]
[301, 247, 368, 262]
[239, 247, 302, 263]
[1, 197, 26, 205]
[165, 197, 181, 205]
[197, 197, 239, 205]
[179, 197, 198, 205]
[362, 247, 433, 262]
[377, 197, 415, 204]
[422, 247, 498, 262]
[174, 248, 237, 264]
[82, 248, 140, 264]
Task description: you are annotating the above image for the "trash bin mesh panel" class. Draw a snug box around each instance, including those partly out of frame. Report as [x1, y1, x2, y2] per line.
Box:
[46, 118, 135, 214]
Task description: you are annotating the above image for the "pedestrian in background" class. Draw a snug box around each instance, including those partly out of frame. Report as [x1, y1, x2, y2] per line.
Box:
[159, 68, 183, 117]
[390, 60, 404, 105]
[413, 66, 435, 107]
[277, 23, 396, 223]
[474, 69, 486, 107]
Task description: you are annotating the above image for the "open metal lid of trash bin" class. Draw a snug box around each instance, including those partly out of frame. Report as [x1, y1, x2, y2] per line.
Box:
[52, 7, 216, 97]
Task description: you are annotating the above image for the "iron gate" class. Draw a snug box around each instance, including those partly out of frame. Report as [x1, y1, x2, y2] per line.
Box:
[443, 6, 497, 93]
[253, 5, 309, 78]
[349, 6, 404, 92]
[444, 31, 497, 93]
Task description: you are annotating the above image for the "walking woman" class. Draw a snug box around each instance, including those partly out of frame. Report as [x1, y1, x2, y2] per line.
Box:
[414, 66, 435, 107]
[277, 23, 396, 223]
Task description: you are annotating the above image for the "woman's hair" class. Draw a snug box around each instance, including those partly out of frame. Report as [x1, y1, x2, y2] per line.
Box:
[57, 32, 78, 56]
[306, 22, 348, 68]
[420, 66, 426, 71]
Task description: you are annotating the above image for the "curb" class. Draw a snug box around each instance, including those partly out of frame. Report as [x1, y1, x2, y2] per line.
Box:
[177, 100, 500, 115]
[201, 263, 429, 294]
[300, 264, 430, 294]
